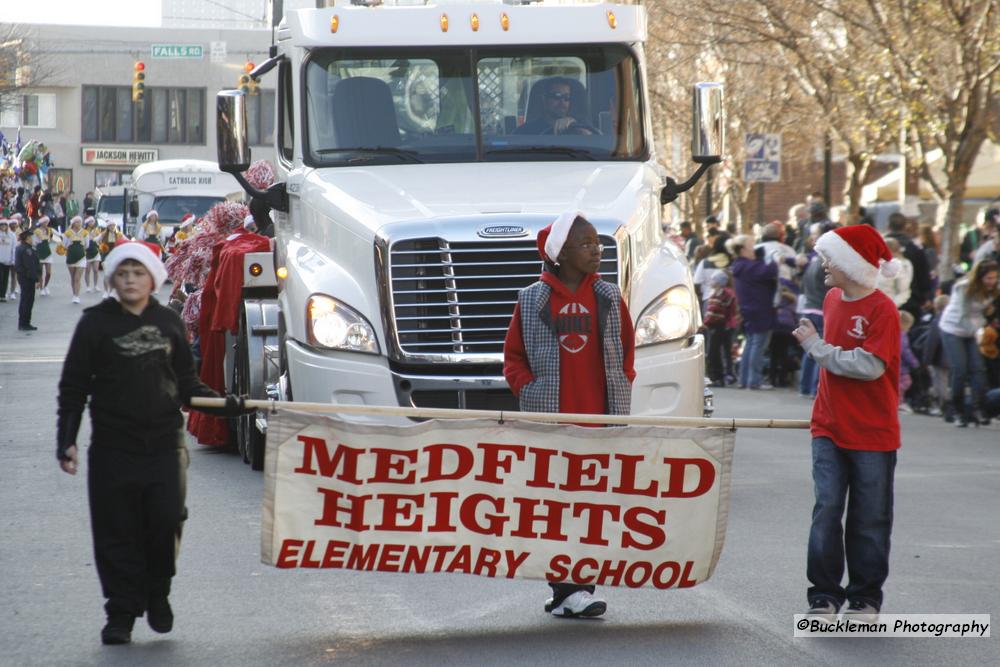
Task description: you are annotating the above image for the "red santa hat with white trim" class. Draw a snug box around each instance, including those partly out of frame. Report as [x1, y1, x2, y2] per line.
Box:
[537, 210, 586, 265]
[815, 224, 900, 289]
[103, 239, 168, 292]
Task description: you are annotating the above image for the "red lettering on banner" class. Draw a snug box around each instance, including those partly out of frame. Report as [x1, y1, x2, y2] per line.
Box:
[473, 548, 501, 577]
[570, 557, 599, 584]
[525, 446, 558, 488]
[422, 444, 474, 482]
[374, 493, 424, 531]
[293, 436, 363, 483]
[597, 559, 627, 586]
[546, 554, 572, 582]
[612, 453, 659, 496]
[504, 550, 530, 578]
[431, 545, 456, 571]
[402, 545, 431, 572]
[314, 488, 372, 530]
[560, 452, 610, 492]
[652, 561, 681, 588]
[322, 540, 349, 567]
[660, 457, 716, 498]
[276, 539, 304, 568]
[369, 448, 418, 483]
[426, 491, 459, 532]
[445, 545, 473, 573]
[475, 443, 526, 484]
[624, 561, 652, 587]
[572, 503, 620, 546]
[459, 494, 509, 536]
[510, 498, 570, 541]
[346, 544, 379, 570]
[377, 543, 406, 571]
[622, 507, 667, 550]
[300, 540, 323, 568]
[678, 560, 697, 588]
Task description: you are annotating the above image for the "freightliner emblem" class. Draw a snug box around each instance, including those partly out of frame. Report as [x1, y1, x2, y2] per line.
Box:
[477, 224, 529, 238]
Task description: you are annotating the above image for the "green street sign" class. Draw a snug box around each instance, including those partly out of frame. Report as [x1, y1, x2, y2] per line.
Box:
[151, 44, 204, 59]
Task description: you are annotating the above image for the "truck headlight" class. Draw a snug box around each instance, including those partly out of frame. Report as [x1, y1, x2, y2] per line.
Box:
[306, 295, 379, 354]
[635, 285, 696, 347]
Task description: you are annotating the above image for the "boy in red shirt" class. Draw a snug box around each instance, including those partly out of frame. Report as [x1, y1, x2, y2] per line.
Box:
[793, 225, 901, 620]
[504, 211, 636, 618]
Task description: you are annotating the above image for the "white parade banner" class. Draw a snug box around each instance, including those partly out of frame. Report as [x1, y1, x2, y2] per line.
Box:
[261, 410, 736, 589]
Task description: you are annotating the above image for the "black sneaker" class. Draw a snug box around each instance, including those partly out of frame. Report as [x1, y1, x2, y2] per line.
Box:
[18, 324, 38, 331]
[101, 614, 135, 645]
[843, 599, 879, 622]
[805, 598, 839, 616]
[147, 596, 174, 633]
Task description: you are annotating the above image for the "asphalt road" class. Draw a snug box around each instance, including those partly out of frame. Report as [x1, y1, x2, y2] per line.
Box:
[1, 275, 997, 666]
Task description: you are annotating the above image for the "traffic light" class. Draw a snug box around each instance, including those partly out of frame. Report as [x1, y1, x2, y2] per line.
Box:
[132, 61, 146, 103]
[240, 61, 259, 96]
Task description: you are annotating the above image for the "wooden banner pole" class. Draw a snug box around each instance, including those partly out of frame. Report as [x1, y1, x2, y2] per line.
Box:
[190, 397, 811, 430]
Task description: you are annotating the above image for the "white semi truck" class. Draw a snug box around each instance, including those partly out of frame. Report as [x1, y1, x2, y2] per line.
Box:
[215, 0, 725, 470]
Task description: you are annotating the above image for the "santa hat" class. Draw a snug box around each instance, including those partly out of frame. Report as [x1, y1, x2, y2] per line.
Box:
[179, 213, 196, 228]
[69, 215, 83, 227]
[538, 210, 585, 264]
[243, 214, 257, 231]
[815, 225, 900, 289]
[84, 216, 96, 226]
[103, 240, 167, 292]
[144, 210, 159, 222]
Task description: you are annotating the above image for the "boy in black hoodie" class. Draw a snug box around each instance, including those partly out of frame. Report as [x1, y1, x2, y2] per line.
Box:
[56, 240, 247, 645]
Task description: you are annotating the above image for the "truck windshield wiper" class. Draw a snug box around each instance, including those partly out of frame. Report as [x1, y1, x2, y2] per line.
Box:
[314, 147, 424, 164]
[485, 146, 596, 160]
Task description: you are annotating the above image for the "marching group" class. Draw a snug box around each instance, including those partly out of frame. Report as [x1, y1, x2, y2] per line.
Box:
[0, 187, 195, 331]
[676, 200, 1000, 427]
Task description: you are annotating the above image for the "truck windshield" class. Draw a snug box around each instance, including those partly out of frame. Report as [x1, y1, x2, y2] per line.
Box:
[97, 196, 123, 214]
[152, 196, 225, 223]
[305, 45, 646, 166]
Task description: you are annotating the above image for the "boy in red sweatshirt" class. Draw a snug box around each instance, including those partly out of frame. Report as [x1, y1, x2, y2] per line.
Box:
[503, 211, 636, 618]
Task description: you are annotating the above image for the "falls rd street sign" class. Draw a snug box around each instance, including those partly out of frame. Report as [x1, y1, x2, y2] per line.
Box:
[744, 133, 781, 183]
[151, 44, 204, 59]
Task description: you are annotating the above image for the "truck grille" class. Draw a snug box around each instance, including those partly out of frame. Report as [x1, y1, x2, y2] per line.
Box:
[388, 236, 618, 356]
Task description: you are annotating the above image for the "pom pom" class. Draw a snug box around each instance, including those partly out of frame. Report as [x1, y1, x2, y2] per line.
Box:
[242, 160, 275, 191]
[880, 258, 901, 279]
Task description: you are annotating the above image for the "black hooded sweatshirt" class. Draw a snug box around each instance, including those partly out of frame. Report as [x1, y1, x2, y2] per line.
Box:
[57, 297, 220, 458]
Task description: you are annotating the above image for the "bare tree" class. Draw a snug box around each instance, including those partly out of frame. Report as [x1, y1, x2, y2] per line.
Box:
[0, 24, 56, 116]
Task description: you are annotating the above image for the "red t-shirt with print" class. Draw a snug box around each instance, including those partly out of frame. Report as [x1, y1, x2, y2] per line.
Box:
[504, 272, 635, 415]
[811, 287, 901, 451]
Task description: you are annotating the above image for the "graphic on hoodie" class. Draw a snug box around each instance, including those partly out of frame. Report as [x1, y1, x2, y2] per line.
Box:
[556, 302, 592, 353]
[113, 325, 173, 359]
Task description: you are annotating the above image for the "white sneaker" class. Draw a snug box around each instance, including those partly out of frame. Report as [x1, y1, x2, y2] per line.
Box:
[549, 590, 606, 618]
[72, 296, 81, 304]
[842, 600, 880, 623]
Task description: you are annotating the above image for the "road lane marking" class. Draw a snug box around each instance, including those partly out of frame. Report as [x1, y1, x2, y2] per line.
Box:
[0, 357, 66, 364]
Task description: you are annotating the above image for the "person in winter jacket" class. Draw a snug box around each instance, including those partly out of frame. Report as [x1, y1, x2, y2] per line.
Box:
[14, 229, 41, 330]
[504, 211, 635, 619]
[56, 240, 250, 645]
[898, 311, 920, 412]
[728, 234, 778, 389]
[692, 232, 731, 312]
[0, 219, 16, 302]
[703, 270, 738, 386]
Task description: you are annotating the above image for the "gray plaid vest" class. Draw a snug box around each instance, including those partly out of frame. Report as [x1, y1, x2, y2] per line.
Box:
[516, 278, 631, 415]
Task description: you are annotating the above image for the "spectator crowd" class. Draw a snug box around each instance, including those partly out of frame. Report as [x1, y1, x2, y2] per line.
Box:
[674, 201, 1000, 427]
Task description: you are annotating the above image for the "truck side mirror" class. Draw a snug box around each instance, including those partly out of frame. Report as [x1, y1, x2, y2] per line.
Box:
[217, 91, 251, 173]
[692, 82, 725, 162]
[661, 82, 725, 205]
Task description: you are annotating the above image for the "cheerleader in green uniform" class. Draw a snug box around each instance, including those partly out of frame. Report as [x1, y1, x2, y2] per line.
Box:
[97, 221, 123, 297]
[84, 216, 101, 293]
[33, 216, 55, 296]
[63, 215, 88, 304]
[141, 210, 164, 254]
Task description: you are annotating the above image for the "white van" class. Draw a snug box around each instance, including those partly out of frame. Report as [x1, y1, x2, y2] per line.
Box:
[130, 159, 243, 235]
[94, 186, 126, 229]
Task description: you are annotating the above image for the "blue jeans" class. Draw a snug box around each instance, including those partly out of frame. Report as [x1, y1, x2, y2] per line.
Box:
[807, 437, 896, 609]
[739, 330, 772, 388]
[798, 314, 824, 396]
[940, 331, 986, 408]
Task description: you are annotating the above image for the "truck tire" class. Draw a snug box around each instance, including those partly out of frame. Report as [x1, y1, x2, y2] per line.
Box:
[235, 313, 266, 471]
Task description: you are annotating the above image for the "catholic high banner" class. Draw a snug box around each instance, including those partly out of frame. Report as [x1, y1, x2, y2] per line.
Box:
[261, 411, 736, 589]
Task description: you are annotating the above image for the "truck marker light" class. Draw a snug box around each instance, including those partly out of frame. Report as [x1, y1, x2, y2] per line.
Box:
[330, 15, 339, 33]
[276, 266, 288, 280]
[440, 13, 449, 32]
[607, 11, 617, 29]
[470, 13, 479, 31]
[249, 263, 263, 277]
[500, 12, 509, 31]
